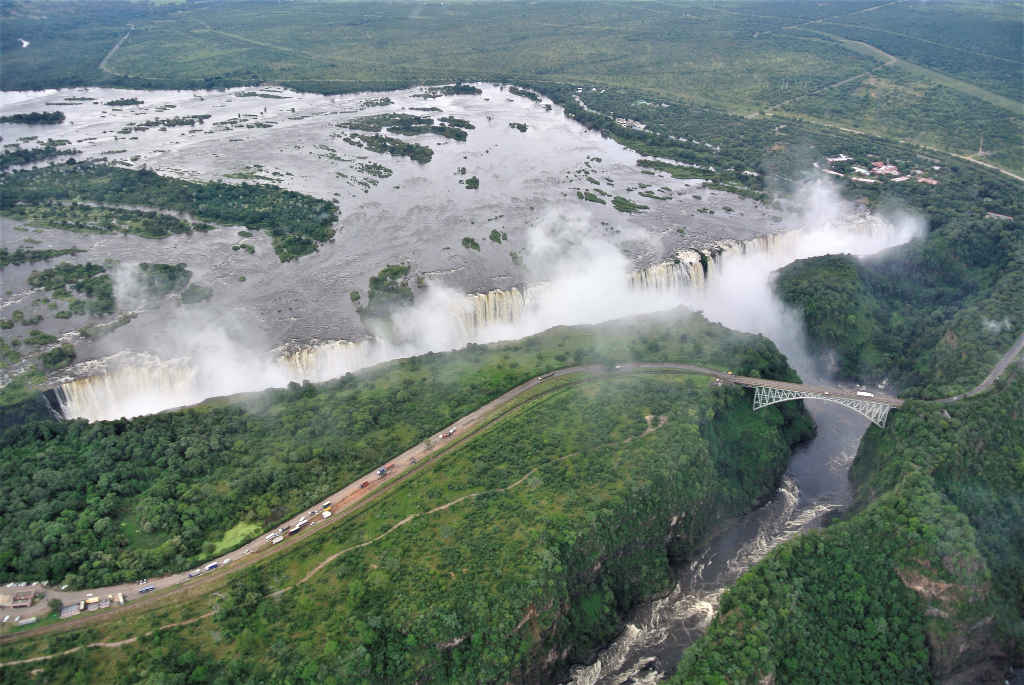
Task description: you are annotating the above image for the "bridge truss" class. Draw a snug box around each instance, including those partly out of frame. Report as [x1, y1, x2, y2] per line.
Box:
[751, 385, 893, 428]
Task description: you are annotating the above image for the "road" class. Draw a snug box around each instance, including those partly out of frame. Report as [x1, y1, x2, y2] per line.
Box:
[0, 364, 597, 633]
[0, 362, 895, 631]
[939, 329, 1024, 403]
[5, 339, 1020, 646]
[98, 26, 134, 76]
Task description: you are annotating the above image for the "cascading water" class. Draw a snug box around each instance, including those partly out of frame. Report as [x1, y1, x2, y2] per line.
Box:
[278, 339, 383, 385]
[628, 250, 706, 291]
[52, 242, 728, 420]
[55, 354, 199, 422]
[55, 190, 921, 433]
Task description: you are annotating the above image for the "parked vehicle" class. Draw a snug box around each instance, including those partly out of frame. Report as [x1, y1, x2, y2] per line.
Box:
[271, 535, 284, 544]
[139, 586, 155, 594]
[856, 391, 875, 397]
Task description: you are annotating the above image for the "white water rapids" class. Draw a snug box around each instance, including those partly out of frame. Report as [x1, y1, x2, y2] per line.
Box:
[565, 399, 864, 684]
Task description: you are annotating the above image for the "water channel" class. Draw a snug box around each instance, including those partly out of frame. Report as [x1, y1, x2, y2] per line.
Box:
[567, 260, 876, 683]
[568, 364, 869, 684]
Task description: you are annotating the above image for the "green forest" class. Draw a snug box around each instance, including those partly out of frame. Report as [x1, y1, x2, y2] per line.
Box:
[0, 247, 85, 268]
[0, 309, 807, 591]
[0, 111, 65, 125]
[0, 140, 78, 171]
[0, 0, 1020, 680]
[775, 212, 1022, 399]
[1, 0, 1017, 175]
[670, 370, 1023, 684]
[0, 164, 338, 261]
[0, 326, 813, 683]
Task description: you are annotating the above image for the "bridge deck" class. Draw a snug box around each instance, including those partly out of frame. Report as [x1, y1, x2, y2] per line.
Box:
[726, 375, 904, 407]
[625, 362, 903, 407]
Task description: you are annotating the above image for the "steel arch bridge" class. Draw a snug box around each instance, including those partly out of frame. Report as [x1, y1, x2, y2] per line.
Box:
[613, 364, 905, 428]
[749, 384, 897, 428]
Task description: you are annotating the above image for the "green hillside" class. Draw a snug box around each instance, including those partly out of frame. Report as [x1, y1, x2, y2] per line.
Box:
[0, 310, 815, 682]
[670, 370, 1023, 684]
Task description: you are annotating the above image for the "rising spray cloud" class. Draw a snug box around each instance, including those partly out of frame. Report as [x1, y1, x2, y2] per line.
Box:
[56, 177, 924, 421]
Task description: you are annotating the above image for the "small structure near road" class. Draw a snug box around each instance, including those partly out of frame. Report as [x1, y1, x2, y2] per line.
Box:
[0, 590, 34, 608]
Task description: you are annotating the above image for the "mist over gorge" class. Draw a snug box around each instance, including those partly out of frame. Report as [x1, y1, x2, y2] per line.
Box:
[2, 3, 1021, 682]
[54, 176, 924, 421]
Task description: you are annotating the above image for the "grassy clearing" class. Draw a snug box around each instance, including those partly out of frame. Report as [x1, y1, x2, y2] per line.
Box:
[211, 522, 261, 556]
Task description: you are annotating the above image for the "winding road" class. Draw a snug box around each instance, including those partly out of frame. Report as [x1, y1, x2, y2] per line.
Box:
[2, 336, 1021, 658]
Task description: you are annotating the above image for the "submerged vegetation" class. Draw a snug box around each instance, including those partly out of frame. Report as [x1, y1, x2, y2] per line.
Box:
[344, 113, 468, 141]
[346, 133, 433, 164]
[180, 283, 213, 305]
[0, 164, 338, 261]
[0, 139, 78, 170]
[0, 111, 65, 125]
[362, 263, 414, 319]
[103, 98, 143, 107]
[3, 202, 199, 238]
[27, 262, 114, 316]
[137, 262, 192, 299]
[0, 246, 85, 268]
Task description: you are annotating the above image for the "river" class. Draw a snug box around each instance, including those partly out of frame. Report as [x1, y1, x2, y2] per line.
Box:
[567, 375, 869, 684]
[566, 214, 886, 683]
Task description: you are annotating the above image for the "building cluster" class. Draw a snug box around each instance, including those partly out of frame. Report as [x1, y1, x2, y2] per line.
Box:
[816, 154, 941, 187]
[0, 589, 34, 609]
[613, 116, 647, 131]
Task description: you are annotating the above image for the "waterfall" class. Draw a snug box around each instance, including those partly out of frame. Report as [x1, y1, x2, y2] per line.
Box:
[279, 339, 380, 384]
[55, 354, 200, 421]
[51, 236, 771, 421]
[628, 250, 706, 291]
[52, 213, 914, 422]
[454, 284, 550, 334]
